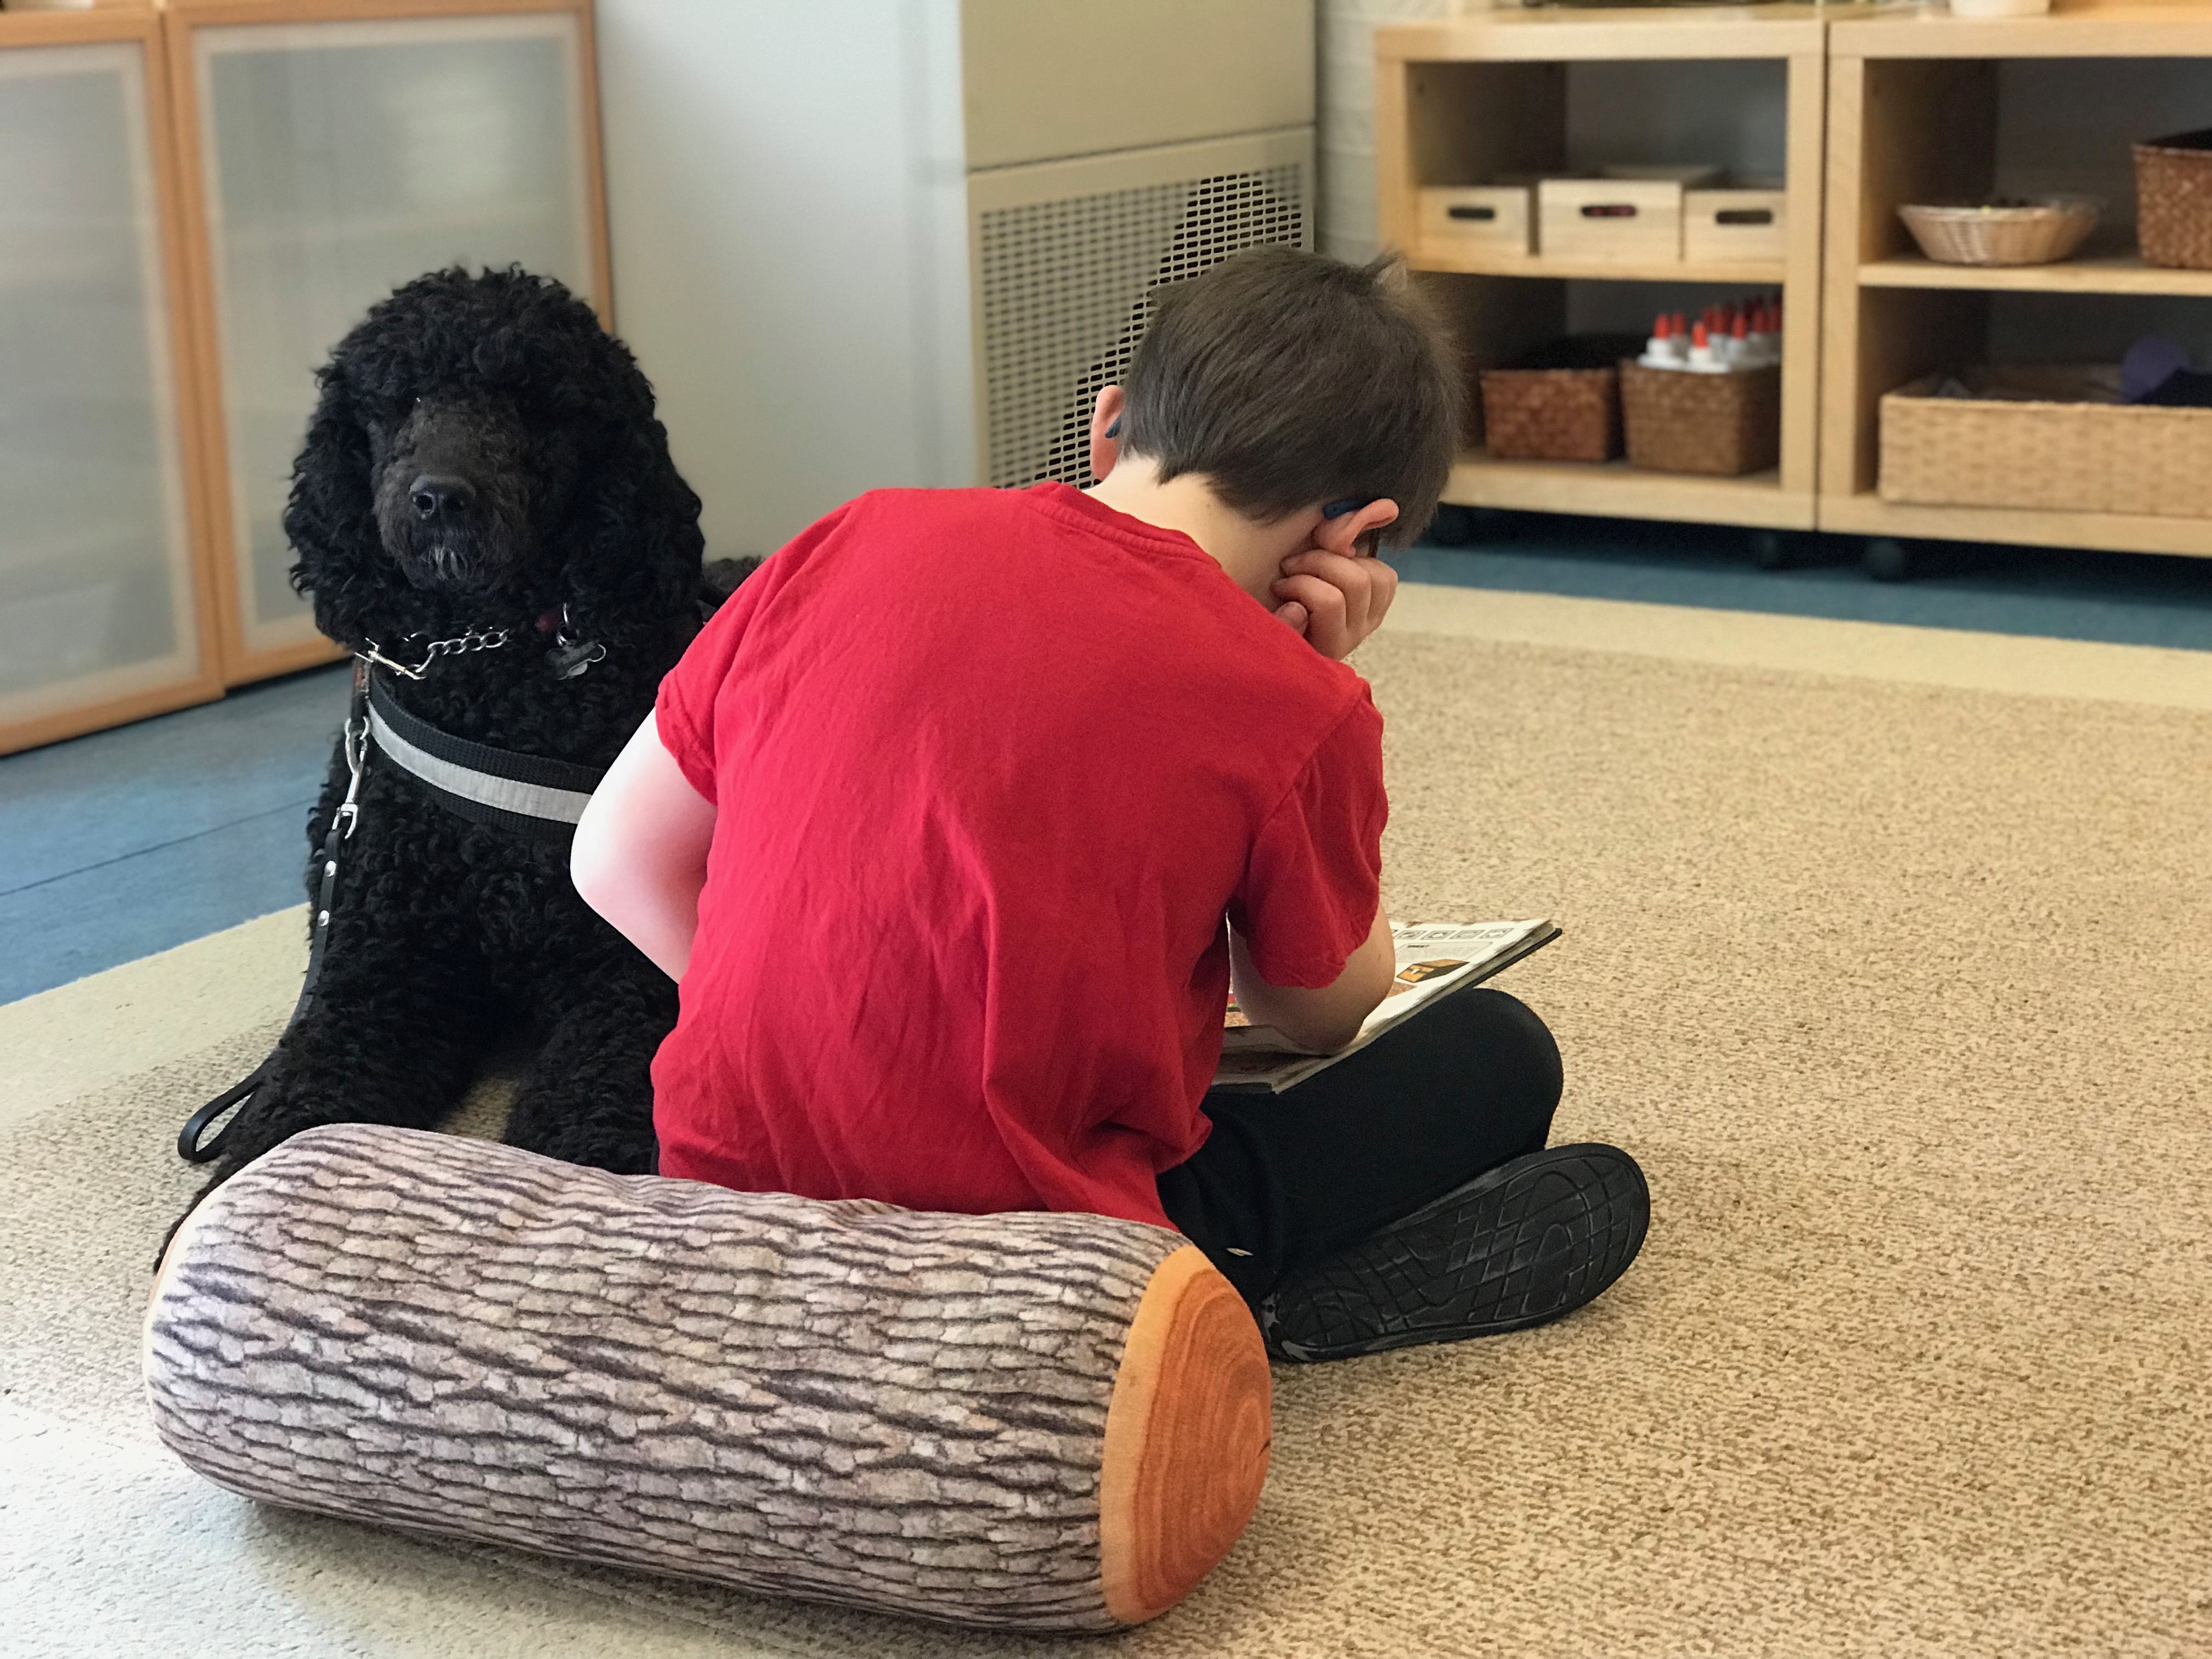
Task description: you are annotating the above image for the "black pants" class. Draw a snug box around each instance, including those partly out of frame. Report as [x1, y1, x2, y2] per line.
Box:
[1156, 986, 1562, 1308]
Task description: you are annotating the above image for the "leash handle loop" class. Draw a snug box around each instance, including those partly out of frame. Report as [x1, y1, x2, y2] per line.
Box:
[174, 674, 369, 1168]
[178, 1065, 267, 1163]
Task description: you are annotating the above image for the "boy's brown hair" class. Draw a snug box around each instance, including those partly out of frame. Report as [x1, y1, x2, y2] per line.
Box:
[1115, 246, 1462, 548]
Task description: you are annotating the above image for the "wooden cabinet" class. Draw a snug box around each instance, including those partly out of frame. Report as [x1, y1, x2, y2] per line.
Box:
[1379, 2, 2212, 572]
[0, 8, 221, 753]
[2, 0, 609, 754]
[1375, 8, 1828, 534]
[170, 0, 608, 679]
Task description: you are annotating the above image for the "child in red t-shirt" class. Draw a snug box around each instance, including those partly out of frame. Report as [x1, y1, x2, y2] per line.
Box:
[573, 248, 1645, 1361]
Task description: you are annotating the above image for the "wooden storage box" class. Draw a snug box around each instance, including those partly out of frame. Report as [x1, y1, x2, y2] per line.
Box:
[1538, 179, 1683, 263]
[1683, 189, 1787, 263]
[1620, 363, 1781, 476]
[1878, 367, 2212, 516]
[1418, 186, 1531, 255]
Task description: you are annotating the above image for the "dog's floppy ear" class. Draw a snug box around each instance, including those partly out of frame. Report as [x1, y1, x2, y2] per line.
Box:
[284, 369, 398, 650]
[564, 407, 706, 638]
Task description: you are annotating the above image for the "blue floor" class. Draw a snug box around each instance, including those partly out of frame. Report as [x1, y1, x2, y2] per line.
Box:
[4, 524, 2210, 1005]
[0, 663, 352, 1005]
[1398, 512, 2212, 653]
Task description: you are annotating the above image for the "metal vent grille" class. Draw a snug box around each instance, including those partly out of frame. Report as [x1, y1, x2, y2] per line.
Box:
[978, 163, 1307, 490]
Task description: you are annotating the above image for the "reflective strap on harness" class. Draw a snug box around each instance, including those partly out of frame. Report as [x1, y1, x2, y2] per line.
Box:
[366, 674, 602, 828]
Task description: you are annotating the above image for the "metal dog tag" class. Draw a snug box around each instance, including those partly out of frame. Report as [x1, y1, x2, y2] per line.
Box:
[546, 637, 606, 679]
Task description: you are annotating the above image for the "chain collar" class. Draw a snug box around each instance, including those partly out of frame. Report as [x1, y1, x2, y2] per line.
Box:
[356, 625, 515, 681]
[357, 605, 606, 682]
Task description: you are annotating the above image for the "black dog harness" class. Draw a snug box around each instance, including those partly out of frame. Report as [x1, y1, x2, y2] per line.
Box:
[177, 623, 608, 1163]
[365, 674, 601, 843]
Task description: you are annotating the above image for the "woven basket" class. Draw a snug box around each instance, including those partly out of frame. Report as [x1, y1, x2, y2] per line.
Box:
[1880, 366, 2212, 516]
[1897, 199, 2098, 266]
[1619, 362, 1780, 476]
[1478, 366, 1620, 462]
[2135, 130, 2212, 270]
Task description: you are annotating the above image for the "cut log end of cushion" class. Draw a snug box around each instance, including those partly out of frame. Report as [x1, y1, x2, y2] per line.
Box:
[143, 1124, 1271, 1633]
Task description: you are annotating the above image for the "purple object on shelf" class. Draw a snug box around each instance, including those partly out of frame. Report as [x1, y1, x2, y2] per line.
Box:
[2121, 335, 2191, 402]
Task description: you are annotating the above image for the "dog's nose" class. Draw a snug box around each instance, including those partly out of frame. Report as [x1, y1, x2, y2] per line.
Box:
[408, 475, 472, 521]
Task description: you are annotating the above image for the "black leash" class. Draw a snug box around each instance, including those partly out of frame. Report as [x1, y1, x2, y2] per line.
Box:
[178, 664, 370, 1163]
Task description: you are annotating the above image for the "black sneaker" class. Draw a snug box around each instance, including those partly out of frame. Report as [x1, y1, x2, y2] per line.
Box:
[1259, 1143, 1649, 1363]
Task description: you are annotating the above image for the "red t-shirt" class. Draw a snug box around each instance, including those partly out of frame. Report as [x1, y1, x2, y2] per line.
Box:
[651, 482, 1386, 1227]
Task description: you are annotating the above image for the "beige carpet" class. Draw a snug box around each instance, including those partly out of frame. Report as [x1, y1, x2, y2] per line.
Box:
[7, 591, 2211, 1658]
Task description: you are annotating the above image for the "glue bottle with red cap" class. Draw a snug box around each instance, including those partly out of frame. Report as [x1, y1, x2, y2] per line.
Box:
[1686, 318, 1720, 373]
[1639, 310, 1687, 369]
[1748, 298, 1781, 368]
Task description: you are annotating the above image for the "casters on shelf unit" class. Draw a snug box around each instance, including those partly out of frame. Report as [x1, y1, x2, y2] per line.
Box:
[1749, 529, 1801, 571]
[1861, 537, 1917, 583]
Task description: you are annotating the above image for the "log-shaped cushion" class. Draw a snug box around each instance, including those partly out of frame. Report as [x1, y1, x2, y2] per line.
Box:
[143, 1124, 1271, 1632]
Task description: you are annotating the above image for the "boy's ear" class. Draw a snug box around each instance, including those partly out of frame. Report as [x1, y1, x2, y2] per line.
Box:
[1314, 497, 1399, 557]
[1087, 385, 1125, 483]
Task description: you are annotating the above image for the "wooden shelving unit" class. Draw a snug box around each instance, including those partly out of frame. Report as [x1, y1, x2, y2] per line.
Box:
[1413, 249, 1789, 286]
[1376, 7, 1828, 533]
[1380, 2, 2212, 573]
[1859, 246, 2212, 299]
[1822, 5, 2212, 563]
[1444, 455, 1794, 528]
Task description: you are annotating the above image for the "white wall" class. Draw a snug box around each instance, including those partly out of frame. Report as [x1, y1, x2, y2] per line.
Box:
[595, 0, 973, 564]
[1317, 0, 1454, 264]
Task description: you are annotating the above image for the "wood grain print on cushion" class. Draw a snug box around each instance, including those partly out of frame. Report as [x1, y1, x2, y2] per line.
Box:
[142, 1124, 1270, 1632]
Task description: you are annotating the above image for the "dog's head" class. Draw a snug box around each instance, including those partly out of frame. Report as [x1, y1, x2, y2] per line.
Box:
[284, 267, 703, 650]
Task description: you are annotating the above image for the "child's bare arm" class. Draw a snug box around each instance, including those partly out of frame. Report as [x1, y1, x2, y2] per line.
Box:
[572, 713, 716, 981]
[1229, 905, 1395, 1054]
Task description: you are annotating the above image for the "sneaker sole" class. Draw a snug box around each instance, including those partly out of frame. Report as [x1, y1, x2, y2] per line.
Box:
[1260, 1143, 1649, 1362]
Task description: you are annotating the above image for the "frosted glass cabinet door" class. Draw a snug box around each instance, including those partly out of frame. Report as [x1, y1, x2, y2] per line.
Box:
[0, 42, 202, 739]
[193, 11, 599, 663]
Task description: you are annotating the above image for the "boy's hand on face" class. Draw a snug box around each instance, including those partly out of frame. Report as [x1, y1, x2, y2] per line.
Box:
[1271, 496, 1399, 661]
[1272, 550, 1397, 660]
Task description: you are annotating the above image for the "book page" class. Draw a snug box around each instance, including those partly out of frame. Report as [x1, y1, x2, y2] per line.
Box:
[1214, 919, 1556, 1092]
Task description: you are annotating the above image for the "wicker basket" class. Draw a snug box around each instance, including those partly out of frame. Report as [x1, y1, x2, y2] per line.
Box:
[1897, 198, 2099, 266]
[1477, 366, 1620, 462]
[2135, 130, 2212, 270]
[1618, 362, 1780, 476]
[1476, 335, 1640, 462]
[1879, 365, 2212, 516]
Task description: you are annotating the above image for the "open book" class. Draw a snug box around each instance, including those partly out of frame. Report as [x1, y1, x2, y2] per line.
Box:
[1212, 919, 1561, 1092]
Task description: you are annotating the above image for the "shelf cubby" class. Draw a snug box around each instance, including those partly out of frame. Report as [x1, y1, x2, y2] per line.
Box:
[1376, 8, 1827, 531]
[1822, 9, 2212, 559]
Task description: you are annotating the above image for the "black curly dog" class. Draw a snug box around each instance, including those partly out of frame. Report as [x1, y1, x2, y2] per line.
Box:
[168, 268, 744, 1243]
